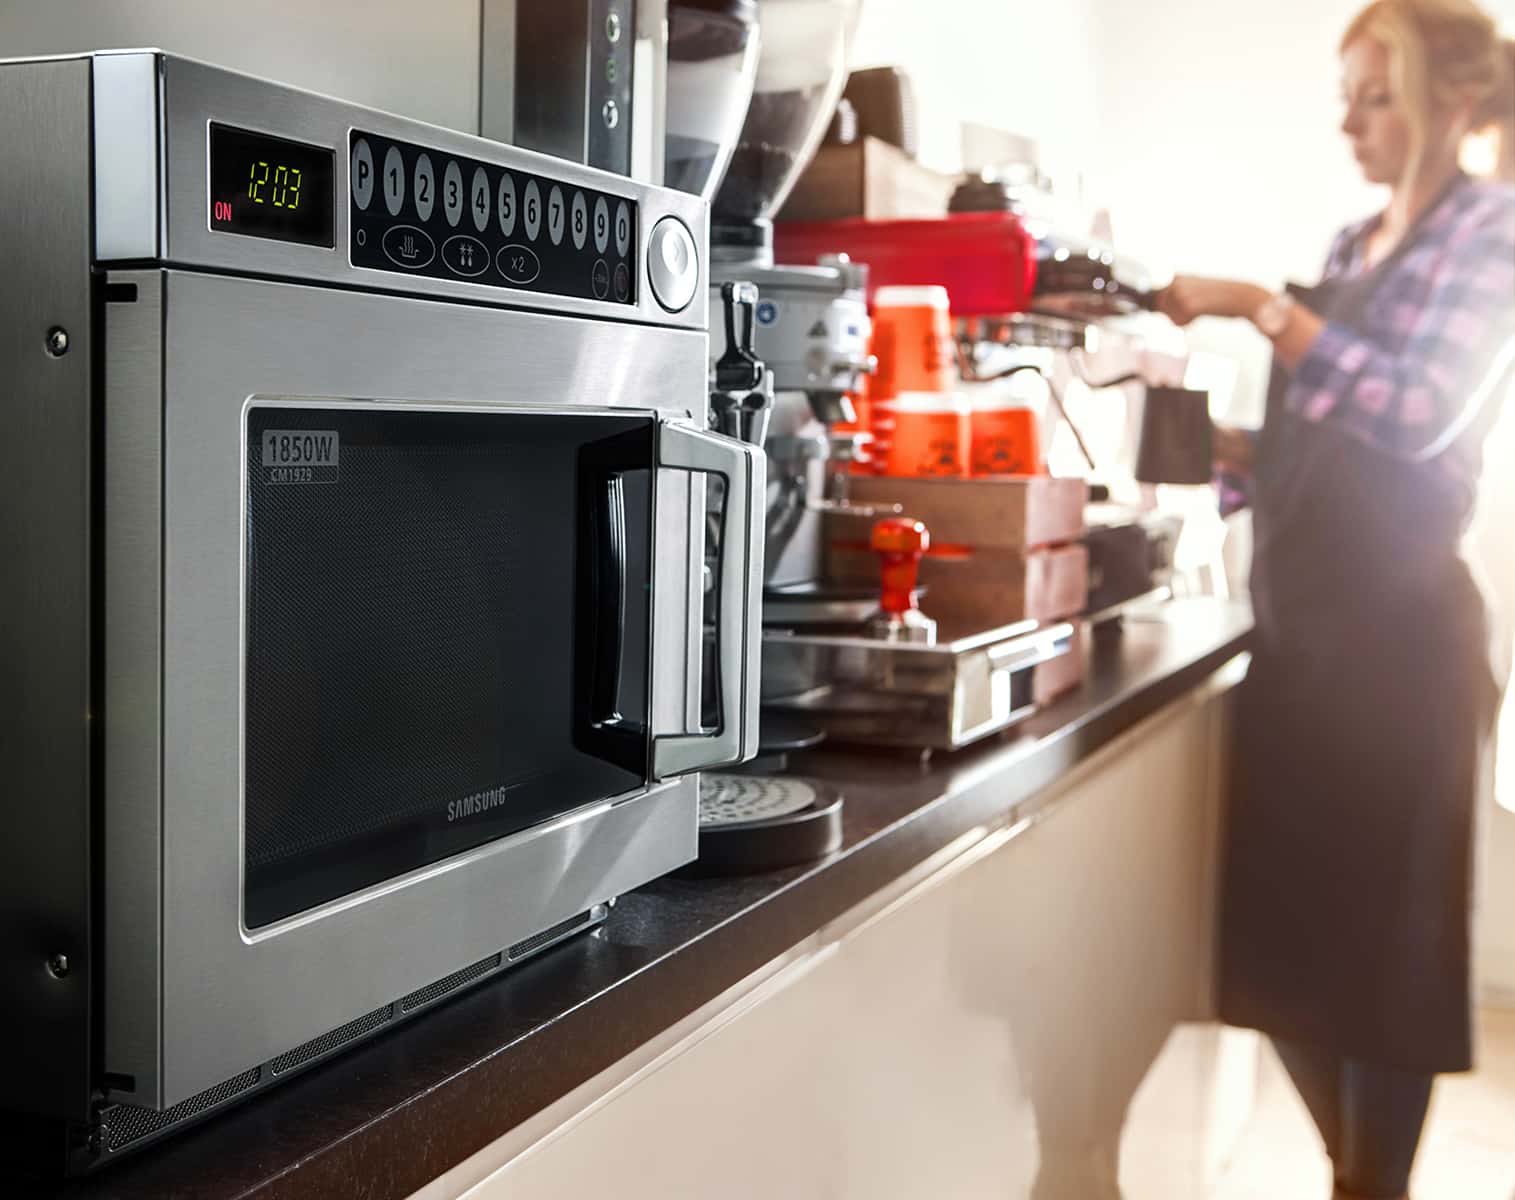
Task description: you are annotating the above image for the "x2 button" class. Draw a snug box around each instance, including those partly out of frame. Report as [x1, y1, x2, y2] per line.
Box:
[498, 244, 541, 285]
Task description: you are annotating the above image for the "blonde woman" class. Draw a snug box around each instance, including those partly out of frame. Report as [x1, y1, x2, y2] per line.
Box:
[1157, 2, 1515, 1196]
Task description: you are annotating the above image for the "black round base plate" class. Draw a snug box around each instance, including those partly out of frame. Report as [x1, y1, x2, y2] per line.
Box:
[682, 777, 844, 877]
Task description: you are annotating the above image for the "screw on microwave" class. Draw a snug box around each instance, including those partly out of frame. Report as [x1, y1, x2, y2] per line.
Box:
[47, 953, 70, 979]
[45, 326, 70, 357]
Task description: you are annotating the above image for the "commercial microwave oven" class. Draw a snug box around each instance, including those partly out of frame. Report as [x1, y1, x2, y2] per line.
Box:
[0, 50, 762, 1176]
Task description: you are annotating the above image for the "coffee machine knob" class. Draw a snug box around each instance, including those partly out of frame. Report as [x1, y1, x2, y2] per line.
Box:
[648, 217, 700, 312]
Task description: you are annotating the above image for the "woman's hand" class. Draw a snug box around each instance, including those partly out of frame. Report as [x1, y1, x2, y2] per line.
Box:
[1156, 276, 1271, 326]
[1213, 422, 1257, 476]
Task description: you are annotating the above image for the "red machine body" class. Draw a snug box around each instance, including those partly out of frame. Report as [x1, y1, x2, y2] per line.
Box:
[775, 212, 1038, 317]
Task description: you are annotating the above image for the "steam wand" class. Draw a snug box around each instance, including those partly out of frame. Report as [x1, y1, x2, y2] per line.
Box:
[710, 281, 774, 448]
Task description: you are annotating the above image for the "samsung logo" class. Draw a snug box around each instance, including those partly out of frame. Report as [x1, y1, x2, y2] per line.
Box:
[447, 785, 514, 823]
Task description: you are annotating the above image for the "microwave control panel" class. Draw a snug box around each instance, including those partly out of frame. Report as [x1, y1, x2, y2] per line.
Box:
[348, 131, 639, 305]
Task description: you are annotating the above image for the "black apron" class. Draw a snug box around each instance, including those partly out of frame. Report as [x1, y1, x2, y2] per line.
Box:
[1218, 203, 1503, 1073]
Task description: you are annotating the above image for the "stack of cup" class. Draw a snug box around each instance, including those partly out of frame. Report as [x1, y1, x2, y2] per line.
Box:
[967, 371, 1045, 477]
[869, 286, 966, 478]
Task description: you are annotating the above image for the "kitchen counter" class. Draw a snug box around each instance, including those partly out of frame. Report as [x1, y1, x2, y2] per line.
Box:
[48, 598, 1252, 1200]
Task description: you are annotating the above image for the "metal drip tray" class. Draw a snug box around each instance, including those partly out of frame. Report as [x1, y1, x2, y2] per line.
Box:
[690, 773, 845, 877]
[700, 774, 821, 826]
[761, 619, 1075, 751]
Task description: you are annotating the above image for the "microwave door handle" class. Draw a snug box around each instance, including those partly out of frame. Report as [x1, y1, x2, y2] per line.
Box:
[591, 473, 628, 721]
[575, 451, 644, 775]
[653, 425, 765, 778]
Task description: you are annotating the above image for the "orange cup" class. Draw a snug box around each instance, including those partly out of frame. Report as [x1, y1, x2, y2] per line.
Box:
[872, 285, 954, 399]
[879, 394, 969, 478]
[970, 404, 1043, 475]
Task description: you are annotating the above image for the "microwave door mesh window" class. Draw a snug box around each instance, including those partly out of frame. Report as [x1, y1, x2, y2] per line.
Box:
[243, 407, 655, 928]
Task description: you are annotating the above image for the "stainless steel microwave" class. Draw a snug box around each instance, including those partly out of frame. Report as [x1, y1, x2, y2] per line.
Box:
[0, 51, 761, 1175]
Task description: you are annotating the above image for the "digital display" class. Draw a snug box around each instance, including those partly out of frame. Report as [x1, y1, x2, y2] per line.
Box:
[210, 124, 335, 248]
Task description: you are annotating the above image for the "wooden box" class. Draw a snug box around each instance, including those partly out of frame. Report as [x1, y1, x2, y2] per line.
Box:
[828, 542, 1089, 630]
[836, 475, 1087, 551]
[776, 137, 956, 223]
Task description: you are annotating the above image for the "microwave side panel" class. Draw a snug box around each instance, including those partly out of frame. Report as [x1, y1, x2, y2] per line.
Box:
[0, 55, 98, 1127]
[100, 270, 169, 1111]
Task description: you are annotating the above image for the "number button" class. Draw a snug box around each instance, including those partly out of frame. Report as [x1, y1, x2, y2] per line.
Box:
[547, 185, 566, 246]
[414, 153, 435, 222]
[351, 138, 374, 210]
[443, 160, 463, 228]
[471, 166, 490, 233]
[382, 146, 405, 217]
[593, 196, 610, 253]
[498, 172, 517, 236]
[523, 180, 542, 241]
[571, 191, 588, 250]
[615, 200, 631, 256]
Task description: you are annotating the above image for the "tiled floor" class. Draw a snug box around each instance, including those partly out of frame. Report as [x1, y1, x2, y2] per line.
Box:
[1210, 1008, 1515, 1200]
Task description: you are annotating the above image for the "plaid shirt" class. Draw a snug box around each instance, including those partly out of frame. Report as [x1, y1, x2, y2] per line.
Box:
[1288, 174, 1515, 488]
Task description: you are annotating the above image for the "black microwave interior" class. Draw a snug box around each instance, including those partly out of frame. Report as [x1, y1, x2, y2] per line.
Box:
[242, 406, 656, 928]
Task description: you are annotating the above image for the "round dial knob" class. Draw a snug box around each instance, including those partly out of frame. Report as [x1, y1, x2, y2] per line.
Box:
[647, 217, 699, 312]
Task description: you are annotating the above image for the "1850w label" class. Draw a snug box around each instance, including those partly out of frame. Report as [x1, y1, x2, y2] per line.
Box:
[261, 430, 339, 484]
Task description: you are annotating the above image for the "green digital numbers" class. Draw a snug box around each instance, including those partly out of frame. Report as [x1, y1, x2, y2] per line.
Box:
[248, 160, 270, 203]
[247, 160, 302, 210]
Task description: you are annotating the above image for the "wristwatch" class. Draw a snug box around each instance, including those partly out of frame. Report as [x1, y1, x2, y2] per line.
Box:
[1252, 291, 1296, 338]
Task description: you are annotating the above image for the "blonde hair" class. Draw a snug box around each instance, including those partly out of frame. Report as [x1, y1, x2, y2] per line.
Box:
[1342, 0, 1515, 182]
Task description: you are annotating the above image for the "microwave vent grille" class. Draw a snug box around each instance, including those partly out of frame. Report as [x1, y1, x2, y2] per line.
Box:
[401, 951, 504, 1014]
[102, 1066, 263, 1153]
[270, 1002, 394, 1076]
[508, 909, 598, 961]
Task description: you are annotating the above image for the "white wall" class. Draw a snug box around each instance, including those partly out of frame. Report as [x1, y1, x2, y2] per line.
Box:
[0, 0, 481, 133]
[1090, 0, 1515, 421]
[848, 0, 1100, 182]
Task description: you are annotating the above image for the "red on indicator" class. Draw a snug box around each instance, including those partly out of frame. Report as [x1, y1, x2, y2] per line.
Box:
[213, 200, 233, 222]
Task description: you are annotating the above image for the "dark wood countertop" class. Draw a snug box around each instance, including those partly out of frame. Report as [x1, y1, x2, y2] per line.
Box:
[47, 598, 1252, 1200]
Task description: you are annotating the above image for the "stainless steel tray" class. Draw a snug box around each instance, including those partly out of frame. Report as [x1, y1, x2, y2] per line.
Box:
[761, 619, 1076, 751]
